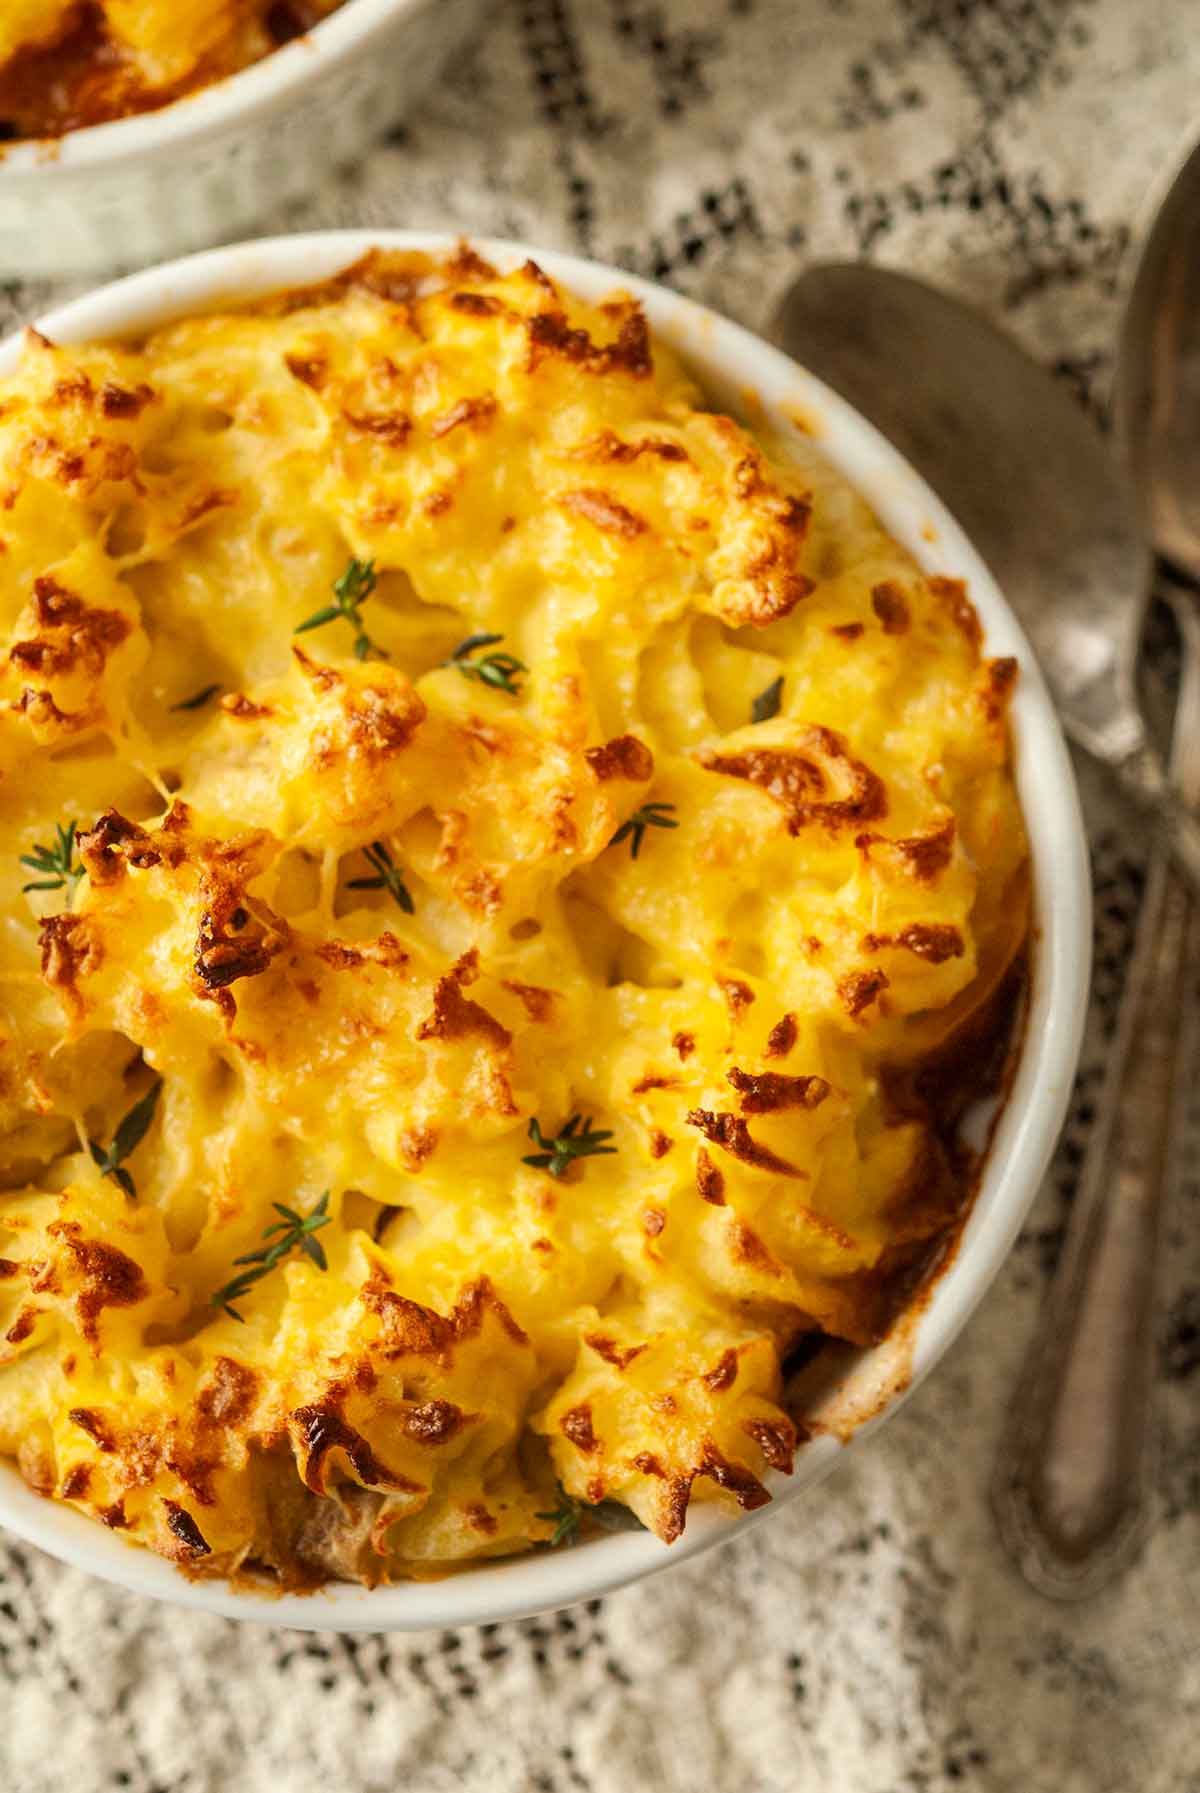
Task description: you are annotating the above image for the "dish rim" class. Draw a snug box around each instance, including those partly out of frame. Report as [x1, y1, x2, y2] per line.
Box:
[0, 0, 417, 173]
[0, 229, 1092, 1631]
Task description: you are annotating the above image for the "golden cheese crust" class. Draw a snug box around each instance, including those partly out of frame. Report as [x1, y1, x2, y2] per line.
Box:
[0, 1, 343, 139]
[0, 248, 1029, 1586]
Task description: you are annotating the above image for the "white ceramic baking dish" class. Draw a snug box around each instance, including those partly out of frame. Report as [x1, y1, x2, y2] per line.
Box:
[0, 231, 1092, 1629]
[0, 2, 482, 278]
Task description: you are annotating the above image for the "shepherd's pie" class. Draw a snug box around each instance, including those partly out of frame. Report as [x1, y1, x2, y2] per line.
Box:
[0, 248, 1029, 1585]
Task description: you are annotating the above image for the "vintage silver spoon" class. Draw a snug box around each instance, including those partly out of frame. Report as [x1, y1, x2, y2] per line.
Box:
[768, 264, 1200, 888]
[989, 124, 1200, 1594]
[1045, 131, 1200, 1581]
[981, 136, 1200, 1596]
[766, 261, 1196, 1597]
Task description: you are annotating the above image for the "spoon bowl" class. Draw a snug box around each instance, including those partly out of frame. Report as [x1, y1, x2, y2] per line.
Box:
[1118, 132, 1200, 585]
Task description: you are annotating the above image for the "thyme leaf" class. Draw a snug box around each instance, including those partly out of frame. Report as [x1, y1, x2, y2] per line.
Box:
[535, 1484, 583, 1548]
[751, 674, 784, 724]
[523, 1113, 617, 1180]
[444, 630, 525, 695]
[171, 682, 221, 713]
[20, 820, 85, 897]
[450, 631, 504, 658]
[346, 840, 414, 914]
[609, 802, 678, 860]
[295, 558, 385, 661]
[87, 1078, 162, 1202]
[212, 1192, 332, 1322]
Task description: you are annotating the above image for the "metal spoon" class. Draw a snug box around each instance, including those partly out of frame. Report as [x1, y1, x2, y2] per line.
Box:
[768, 265, 1200, 888]
[988, 122, 1200, 1592]
[990, 592, 1200, 1597]
[766, 261, 1195, 1597]
[1025, 132, 1200, 1585]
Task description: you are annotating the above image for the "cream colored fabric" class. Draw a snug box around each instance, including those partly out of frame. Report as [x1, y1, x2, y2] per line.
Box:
[2, 2, 1198, 1789]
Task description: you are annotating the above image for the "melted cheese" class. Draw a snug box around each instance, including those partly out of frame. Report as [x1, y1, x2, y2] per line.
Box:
[0, 250, 1029, 1586]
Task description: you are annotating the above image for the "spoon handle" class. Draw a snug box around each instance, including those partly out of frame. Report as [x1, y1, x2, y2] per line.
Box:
[993, 598, 1200, 1598]
[1117, 737, 1200, 891]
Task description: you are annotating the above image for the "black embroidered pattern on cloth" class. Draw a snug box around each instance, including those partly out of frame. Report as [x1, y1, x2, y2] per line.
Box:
[2, 4, 1199, 1790]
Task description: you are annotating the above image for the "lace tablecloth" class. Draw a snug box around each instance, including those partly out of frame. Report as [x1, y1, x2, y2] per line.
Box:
[5, 4, 1200, 1789]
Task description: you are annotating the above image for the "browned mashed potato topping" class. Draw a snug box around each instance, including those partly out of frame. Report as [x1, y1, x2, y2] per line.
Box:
[0, 248, 1030, 1588]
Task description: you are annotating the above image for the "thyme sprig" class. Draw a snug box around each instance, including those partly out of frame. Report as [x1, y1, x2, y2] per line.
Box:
[295, 558, 385, 661]
[523, 1113, 617, 1180]
[88, 1079, 162, 1201]
[444, 630, 526, 695]
[751, 674, 784, 724]
[610, 802, 678, 860]
[171, 682, 221, 713]
[536, 1484, 583, 1548]
[20, 821, 85, 896]
[212, 1192, 332, 1323]
[347, 840, 414, 914]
